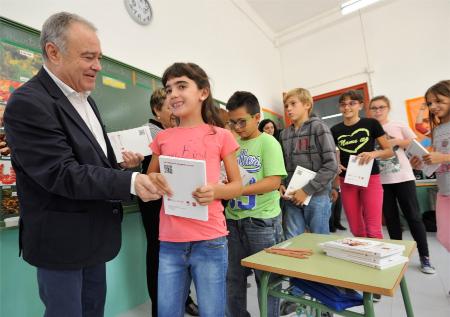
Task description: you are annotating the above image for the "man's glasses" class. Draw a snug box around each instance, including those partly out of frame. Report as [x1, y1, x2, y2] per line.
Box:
[339, 100, 360, 108]
[227, 115, 254, 130]
[369, 105, 388, 112]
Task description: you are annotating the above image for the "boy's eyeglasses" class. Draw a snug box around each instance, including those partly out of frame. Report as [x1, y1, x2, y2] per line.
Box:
[339, 100, 360, 107]
[369, 105, 388, 112]
[227, 115, 254, 129]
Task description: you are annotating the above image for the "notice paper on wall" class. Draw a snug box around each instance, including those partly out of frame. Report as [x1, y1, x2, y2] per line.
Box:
[107, 126, 152, 163]
[159, 155, 208, 221]
[344, 155, 374, 187]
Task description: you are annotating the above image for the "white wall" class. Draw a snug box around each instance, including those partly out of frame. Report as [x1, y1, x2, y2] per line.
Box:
[279, 0, 450, 122]
[1, 0, 284, 113]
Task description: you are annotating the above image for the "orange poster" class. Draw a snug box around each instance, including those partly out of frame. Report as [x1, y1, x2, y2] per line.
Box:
[405, 97, 432, 149]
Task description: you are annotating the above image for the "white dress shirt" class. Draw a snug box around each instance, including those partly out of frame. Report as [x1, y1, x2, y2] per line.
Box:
[44, 65, 138, 194]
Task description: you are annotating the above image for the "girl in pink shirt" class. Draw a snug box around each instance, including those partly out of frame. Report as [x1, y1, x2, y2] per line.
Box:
[370, 95, 435, 274]
[147, 63, 242, 317]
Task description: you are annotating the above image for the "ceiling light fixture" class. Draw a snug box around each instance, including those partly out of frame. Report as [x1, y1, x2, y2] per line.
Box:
[341, 0, 381, 15]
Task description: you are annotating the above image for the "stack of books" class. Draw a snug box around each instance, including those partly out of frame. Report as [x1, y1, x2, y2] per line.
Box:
[320, 238, 408, 270]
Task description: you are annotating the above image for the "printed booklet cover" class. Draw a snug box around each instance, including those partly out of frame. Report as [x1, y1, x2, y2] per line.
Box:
[405, 139, 440, 177]
[344, 155, 374, 187]
[320, 238, 405, 258]
[324, 250, 408, 270]
[285, 165, 316, 205]
[159, 155, 208, 221]
[107, 125, 153, 163]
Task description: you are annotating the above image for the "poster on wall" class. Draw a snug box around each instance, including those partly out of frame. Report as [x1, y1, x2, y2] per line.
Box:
[0, 40, 42, 105]
[405, 96, 432, 150]
[262, 107, 284, 130]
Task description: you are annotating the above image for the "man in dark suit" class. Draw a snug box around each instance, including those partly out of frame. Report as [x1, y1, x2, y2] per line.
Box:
[4, 12, 161, 317]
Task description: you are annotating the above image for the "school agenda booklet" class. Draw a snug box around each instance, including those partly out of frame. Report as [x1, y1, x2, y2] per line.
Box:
[159, 155, 208, 221]
[107, 126, 152, 163]
[344, 155, 374, 187]
[320, 238, 407, 270]
[405, 139, 440, 177]
[285, 166, 316, 205]
[219, 162, 253, 185]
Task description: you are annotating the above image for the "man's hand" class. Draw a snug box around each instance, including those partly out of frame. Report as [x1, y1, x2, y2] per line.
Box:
[338, 164, 346, 174]
[134, 174, 162, 202]
[192, 185, 215, 206]
[148, 172, 173, 196]
[120, 151, 144, 169]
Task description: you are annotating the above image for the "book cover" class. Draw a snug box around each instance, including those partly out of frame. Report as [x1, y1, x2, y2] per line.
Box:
[405, 139, 440, 177]
[107, 126, 153, 163]
[322, 247, 403, 264]
[344, 155, 373, 187]
[159, 155, 208, 221]
[319, 238, 405, 258]
[219, 163, 254, 186]
[325, 251, 408, 270]
[285, 165, 316, 205]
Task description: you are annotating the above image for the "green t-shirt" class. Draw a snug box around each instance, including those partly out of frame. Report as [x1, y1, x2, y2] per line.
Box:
[226, 133, 287, 220]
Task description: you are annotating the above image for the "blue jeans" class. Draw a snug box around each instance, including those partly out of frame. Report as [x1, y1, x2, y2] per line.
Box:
[37, 263, 106, 317]
[158, 236, 228, 317]
[226, 215, 284, 317]
[283, 194, 331, 239]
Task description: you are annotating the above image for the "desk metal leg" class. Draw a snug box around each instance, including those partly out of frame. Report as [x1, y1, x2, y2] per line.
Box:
[400, 277, 414, 317]
[259, 272, 270, 317]
[363, 293, 375, 317]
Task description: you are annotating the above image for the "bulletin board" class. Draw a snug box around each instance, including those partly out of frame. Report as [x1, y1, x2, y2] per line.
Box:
[405, 96, 432, 149]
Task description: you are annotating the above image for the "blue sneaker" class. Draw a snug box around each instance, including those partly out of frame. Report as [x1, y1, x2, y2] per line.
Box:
[420, 256, 436, 274]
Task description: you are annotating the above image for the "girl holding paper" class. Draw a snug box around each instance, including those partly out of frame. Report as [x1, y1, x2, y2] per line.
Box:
[370, 95, 435, 274]
[147, 63, 242, 317]
[331, 90, 393, 239]
[411, 80, 450, 253]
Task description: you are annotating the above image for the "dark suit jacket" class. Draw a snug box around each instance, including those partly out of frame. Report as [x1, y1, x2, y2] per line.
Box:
[4, 68, 134, 270]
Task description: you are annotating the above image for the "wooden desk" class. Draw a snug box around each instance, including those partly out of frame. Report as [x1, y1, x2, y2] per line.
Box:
[241, 233, 416, 317]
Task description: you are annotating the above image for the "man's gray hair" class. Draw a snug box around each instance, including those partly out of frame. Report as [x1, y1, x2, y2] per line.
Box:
[40, 12, 97, 61]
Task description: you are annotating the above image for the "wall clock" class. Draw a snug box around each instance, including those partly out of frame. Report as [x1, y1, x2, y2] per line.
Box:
[124, 0, 152, 25]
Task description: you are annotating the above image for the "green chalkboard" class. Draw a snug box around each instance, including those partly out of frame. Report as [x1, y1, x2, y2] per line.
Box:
[0, 16, 161, 132]
[0, 17, 226, 132]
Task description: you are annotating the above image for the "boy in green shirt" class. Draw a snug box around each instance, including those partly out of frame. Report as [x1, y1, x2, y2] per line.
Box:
[225, 91, 287, 317]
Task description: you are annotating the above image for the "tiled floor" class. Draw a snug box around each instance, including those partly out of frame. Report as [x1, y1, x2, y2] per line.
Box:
[119, 222, 450, 317]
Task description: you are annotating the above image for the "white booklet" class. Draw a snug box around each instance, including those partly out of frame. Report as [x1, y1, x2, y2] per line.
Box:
[107, 126, 153, 163]
[319, 238, 405, 258]
[285, 166, 316, 205]
[321, 246, 403, 263]
[159, 155, 208, 221]
[325, 250, 408, 270]
[344, 155, 374, 187]
[405, 139, 440, 177]
[219, 163, 254, 186]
